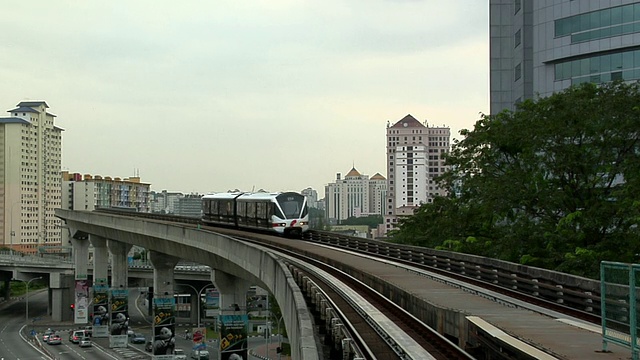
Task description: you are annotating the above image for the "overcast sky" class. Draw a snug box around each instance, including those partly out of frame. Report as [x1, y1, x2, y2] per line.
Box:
[0, 1, 488, 198]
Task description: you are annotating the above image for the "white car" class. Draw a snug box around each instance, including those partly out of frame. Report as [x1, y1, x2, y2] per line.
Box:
[174, 349, 187, 360]
[79, 337, 92, 347]
[190, 350, 209, 360]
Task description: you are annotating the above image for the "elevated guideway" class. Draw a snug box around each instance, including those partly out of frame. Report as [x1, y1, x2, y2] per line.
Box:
[10, 209, 632, 360]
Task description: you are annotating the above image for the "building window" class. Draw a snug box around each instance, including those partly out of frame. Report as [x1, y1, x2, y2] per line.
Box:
[515, 29, 521, 48]
[514, 0, 521, 14]
[515, 63, 522, 81]
[555, 3, 640, 43]
[555, 48, 640, 84]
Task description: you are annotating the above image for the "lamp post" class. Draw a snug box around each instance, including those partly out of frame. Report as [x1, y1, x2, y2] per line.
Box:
[273, 314, 284, 360]
[12, 277, 43, 325]
[176, 283, 214, 329]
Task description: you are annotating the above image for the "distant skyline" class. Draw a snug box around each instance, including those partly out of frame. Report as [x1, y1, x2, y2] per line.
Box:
[0, 1, 488, 198]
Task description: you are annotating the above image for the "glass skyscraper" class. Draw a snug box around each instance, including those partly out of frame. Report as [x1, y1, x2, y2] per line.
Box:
[490, 0, 640, 114]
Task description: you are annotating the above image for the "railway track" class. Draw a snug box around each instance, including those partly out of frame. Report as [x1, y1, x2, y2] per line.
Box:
[93, 209, 622, 359]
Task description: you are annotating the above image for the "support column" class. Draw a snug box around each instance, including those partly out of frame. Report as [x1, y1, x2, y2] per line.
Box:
[211, 270, 250, 310]
[211, 270, 251, 360]
[107, 240, 132, 289]
[90, 235, 109, 284]
[148, 251, 180, 356]
[189, 289, 199, 324]
[71, 237, 90, 280]
[149, 251, 180, 296]
[50, 273, 74, 322]
[2, 280, 10, 301]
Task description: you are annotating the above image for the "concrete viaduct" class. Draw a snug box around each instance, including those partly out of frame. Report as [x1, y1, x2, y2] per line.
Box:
[52, 208, 319, 360]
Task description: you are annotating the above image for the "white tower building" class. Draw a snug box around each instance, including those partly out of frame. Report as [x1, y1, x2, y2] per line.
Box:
[382, 114, 450, 235]
[325, 168, 386, 224]
[0, 101, 63, 254]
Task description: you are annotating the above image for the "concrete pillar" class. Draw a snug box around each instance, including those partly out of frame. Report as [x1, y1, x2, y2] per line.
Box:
[50, 273, 74, 322]
[189, 289, 199, 324]
[2, 280, 10, 300]
[211, 270, 251, 359]
[90, 235, 109, 284]
[71, 237, 90, 280]
[211, 270, 250, 310]
[108, 240, 132, 288]
[149, 251, 179, 297]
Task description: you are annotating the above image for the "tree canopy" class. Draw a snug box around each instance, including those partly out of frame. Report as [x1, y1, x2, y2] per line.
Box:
[390, 82, 640, 278]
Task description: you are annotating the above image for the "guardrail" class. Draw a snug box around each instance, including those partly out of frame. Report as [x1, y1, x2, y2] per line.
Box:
[305, 230, 604, 318]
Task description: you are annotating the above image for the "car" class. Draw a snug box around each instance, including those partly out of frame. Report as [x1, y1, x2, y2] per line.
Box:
[190, 350, 210, 360]
[174, 349, 187, 360]
[69, 330, 86, 344]
[144, 341, 153, 352]
[79, 337, 92, 347]
[42, 329, 54, 342]
[47, 334, 62, 345]
[130, 333, 146, 344]
[84, 326, 93, 337]
[127, 327, 134, 336]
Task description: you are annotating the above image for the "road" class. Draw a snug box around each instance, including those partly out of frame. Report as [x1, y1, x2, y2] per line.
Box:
[0, 288, 281, 360]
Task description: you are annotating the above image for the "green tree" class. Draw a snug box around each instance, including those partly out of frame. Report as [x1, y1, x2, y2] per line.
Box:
[308, 208, 329, 230]
[392, 82, 640, 278]
[339, 215, 383, 228]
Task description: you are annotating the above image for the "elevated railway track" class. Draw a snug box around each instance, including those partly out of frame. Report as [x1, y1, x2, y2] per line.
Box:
[82, 209, 622, 359]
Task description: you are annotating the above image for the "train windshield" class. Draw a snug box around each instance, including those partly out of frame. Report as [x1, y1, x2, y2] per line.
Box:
[276, 193, 306, 219]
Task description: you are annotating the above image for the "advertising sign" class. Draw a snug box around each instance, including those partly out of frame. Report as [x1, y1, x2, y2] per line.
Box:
[191, 326, 207, 351]
[204, 288, 219, 317]
[219, 312, 248, 360]
[74, 279, 90, 324]
[152, 296, 176, 358]
[92, 280, 109, 337]
[109, 289, 129, 348]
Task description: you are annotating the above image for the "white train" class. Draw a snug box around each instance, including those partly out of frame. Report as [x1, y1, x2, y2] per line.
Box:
[201, 192, 309, 237]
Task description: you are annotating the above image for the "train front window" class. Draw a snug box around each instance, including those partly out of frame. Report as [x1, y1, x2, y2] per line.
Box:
[276, 193, 305, 219]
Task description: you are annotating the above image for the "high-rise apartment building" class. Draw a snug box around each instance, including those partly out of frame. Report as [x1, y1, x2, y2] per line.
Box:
[490, 0, 640, 114]
[61, 172, 151, 246]
[382, 115, 450, 235]
[325, 168, 386, 224]
[0, 101, 63, 254]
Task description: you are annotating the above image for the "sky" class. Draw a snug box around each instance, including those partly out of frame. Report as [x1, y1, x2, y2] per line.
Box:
[0, 1, 488, 198]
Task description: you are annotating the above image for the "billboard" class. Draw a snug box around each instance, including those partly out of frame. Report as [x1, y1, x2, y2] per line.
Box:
[219, 312, 248, 360]
[109, 289, 129, 348]
[74, 279, 90, 324]
[152, 296, 176, 358]
[204, 288, 220, 317]
[92, 280, 109, 337]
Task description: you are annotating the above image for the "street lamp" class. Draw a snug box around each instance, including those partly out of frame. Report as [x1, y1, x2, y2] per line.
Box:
[12, 276, 43, 325]
[176, 283, 214, 329]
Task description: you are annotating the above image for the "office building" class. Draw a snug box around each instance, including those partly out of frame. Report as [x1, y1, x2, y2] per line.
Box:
[325, 168, 386, 225]
[302, 187, 327, 210]
[175, 193, 203, 218]
[490, 0, 640, 114]
[149, 190, 188, 214]
[0, 101, 63, 254]
[382, 114, 450, 235]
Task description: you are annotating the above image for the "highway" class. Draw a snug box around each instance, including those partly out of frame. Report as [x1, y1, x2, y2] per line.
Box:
[0, 288, 281, 360]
